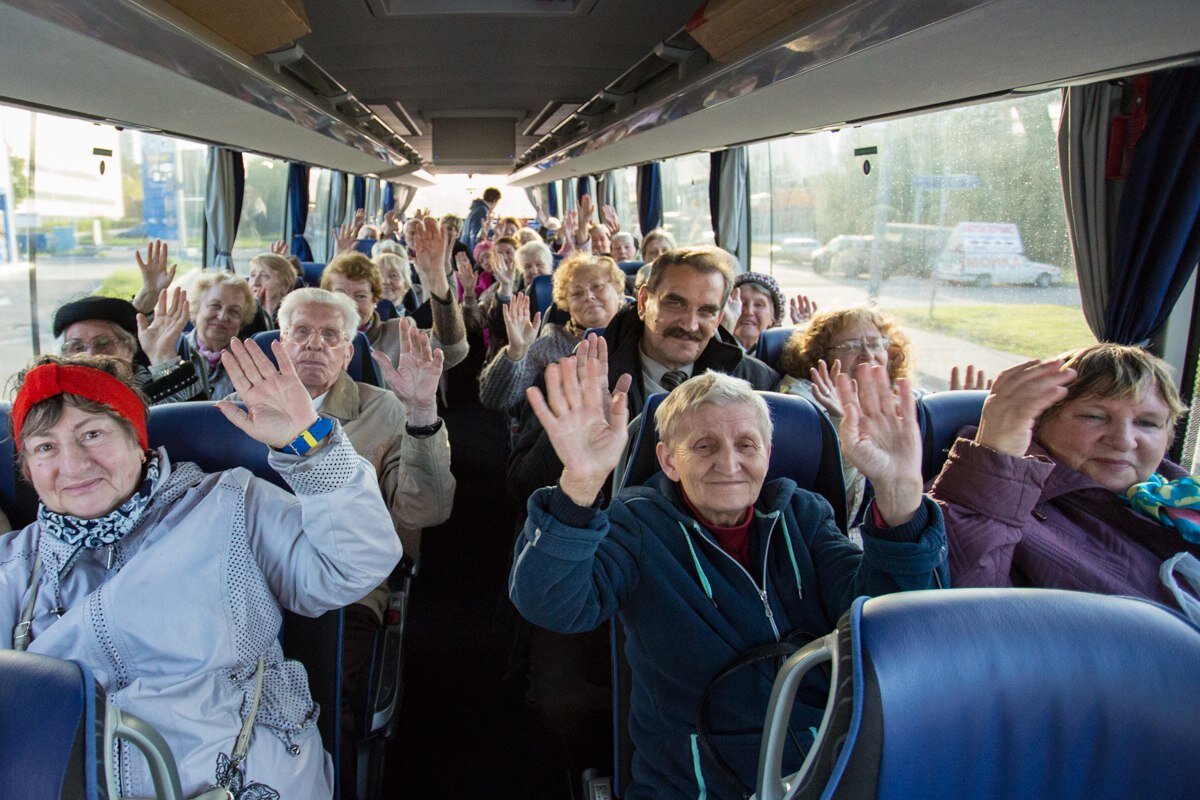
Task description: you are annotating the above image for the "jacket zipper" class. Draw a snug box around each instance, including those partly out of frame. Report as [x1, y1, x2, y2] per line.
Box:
[508, 526, 543, 597]
[690, 518, 781, 640]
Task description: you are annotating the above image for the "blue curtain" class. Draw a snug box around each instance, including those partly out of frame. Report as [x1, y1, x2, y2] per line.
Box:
[287, 163, 313, 261]
[548, 182, 559, 217]
[1105, 67, 1200, 344]
[383, 182, 395, 215]
[637, 163, 663, 234]
[352, 176, 367, 212]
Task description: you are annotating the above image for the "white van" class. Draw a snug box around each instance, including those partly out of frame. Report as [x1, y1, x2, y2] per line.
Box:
[933, 222, 1058, 287]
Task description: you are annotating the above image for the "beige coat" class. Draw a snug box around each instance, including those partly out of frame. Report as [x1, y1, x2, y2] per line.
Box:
[365, 290, 469, 370]
[234, 372, 454, 618]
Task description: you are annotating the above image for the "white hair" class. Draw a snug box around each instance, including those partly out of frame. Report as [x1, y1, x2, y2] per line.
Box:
[653, 371, 772, 447]
[517, 239, 553, 266]
[372, 239, 407, 259]
[277, 287, 361, 340]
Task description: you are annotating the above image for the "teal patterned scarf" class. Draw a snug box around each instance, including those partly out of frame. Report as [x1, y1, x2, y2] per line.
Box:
[1124, 473, 1200, 544]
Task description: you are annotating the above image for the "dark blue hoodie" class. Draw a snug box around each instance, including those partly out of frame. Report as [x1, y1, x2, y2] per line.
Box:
[510, 474, 948, 800]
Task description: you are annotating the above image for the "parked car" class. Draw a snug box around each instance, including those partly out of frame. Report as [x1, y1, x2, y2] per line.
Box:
[933, 222, 1059, 287]
[771, 235, 820, 265]
[811, 235, 873, 277]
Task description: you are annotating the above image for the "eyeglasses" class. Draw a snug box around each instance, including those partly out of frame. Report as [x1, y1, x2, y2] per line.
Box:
[62, 335, 120, 355]
[284, 325, 348, 347]
[829, 336, 891, 354]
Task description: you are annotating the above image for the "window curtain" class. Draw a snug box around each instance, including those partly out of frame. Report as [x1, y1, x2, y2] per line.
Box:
[287, 163, 313, 261]
[330, 171, 349, 226]
[548, 182, 559, 218]
[383, 182, 395, 216]
[637, 163, 663, 234]
[524, 186, 542, 214]
[204, 147, 244, 271]
[393, 184, 417, 217]
[563, 178, 578, 214]
[1105, 66, 1200, 345]
[365, 177, 380, 220]
[1057, 82, 1124, 339]
[709, 147, 748, 266]
[352, 176, 367, 212]
[598, 170, 620, 211]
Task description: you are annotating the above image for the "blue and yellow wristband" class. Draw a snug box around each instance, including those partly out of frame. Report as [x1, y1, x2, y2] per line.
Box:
[277, 416, 335, 456]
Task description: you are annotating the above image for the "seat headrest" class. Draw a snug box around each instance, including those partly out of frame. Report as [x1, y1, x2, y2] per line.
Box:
[147, 402, 289, 490]
[916, 390, 988, 481]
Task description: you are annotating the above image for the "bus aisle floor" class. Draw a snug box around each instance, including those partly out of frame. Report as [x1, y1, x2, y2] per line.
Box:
[383, 340, 578, 800]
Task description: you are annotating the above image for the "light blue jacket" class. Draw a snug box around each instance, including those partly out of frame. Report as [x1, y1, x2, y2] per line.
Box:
[0, 425, 401, 798]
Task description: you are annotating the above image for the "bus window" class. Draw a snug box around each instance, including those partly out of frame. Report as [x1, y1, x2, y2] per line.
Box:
[660, 152, 714, 248]
[750, 90, 1093, 390]
[0, 104, 205, 391]
[231, 154, 288, 268]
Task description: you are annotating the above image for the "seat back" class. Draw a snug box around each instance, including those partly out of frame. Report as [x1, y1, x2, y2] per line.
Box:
[376, 299, 399, 322]
[616, 260, 643, 277]
[300, 261, 326, 288]
[617, 391, 848, 532]
[756, 327, 796, 371]
[251, 330, 382, 388]
[353, 239, 376, 257]
[0, 401, 39, 528]
[530, 273, 554, 315]
[759, 589, 1200, 800]
[0, 651, 100, 800]
[916, 390, 988, 481]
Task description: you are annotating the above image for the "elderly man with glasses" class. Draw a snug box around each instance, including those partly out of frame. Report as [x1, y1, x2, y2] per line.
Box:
[228, 286, 454, 797]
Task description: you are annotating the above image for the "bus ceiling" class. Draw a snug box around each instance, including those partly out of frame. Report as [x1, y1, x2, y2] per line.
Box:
[0, 0, 1197, 185]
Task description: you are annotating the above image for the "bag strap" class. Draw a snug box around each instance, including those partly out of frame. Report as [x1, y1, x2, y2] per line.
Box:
[12, 552, 42, 651]
[696, 639, 805, 799]
[222, 657, 266, 785]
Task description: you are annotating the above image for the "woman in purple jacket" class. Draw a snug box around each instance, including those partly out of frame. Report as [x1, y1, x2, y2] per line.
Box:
[929, 343, 1200, 611]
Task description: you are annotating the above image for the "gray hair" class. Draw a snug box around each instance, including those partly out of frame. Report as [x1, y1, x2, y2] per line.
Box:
[612, 231, 636, 249]
[277, 288, 361, 340]
[517, 239, 553, 266]
[653, 371, 772, 447]
[372, 239, 407, 258]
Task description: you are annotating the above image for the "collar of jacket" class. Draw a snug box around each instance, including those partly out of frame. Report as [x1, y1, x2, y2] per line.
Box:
[602, 305, 751, 404]
[634, 472, 797, 534]
[320, 372, 364, 422]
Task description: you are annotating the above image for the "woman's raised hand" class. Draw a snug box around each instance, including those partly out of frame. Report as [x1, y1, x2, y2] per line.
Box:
[216, 338, 319, 450]
[132, 239, 177, 314]
[503, 292, 542, 362]
[601, 204, 621, 235]
[270, 239, 288, 255]
[527, 353, 632, 507]
[949, 364, 994, 391]
[976, 358, 1076, 457]
[789, 294, 817, 326]
[834, 364, 923, 526]
[454, 252, 476, 300]
[809, 358, 845, 419]
[409, 217, 451, 298]
[137, 287, 190, 365]
[723, 286, 743, 327]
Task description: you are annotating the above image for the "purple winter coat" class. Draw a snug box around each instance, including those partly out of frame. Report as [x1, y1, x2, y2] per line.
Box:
[929, 437, 1200, 611]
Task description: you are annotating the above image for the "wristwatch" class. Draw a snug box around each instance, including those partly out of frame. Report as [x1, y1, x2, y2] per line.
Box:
[278, 416, 335, 455]
[405, 419, 444, 438]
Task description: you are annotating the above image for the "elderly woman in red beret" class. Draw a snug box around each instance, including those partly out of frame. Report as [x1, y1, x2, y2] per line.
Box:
[0, 342, 399, 799]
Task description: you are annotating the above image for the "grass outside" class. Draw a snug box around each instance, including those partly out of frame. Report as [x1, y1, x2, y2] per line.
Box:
[891, 304, 1095, 359]
[96, 268, 142, 300]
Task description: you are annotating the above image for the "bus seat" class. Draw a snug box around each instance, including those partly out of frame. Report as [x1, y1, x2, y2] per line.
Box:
[353, 240, 376, 257]
[616, 260, 643, 277]
[552, 252, 565, 268]
[376, 299, 399, 322]
[0, 650, 184, 800]
[756, 589, 1200, 800]
[251, 330, 383, 388]
[300, 261, 326, 288]
[756, 327, 795, 371]
[616, 391, 847, 532]
[530, 273, 554, 315]
[0, 402, 39, 529]
[916, 390, 988, 482]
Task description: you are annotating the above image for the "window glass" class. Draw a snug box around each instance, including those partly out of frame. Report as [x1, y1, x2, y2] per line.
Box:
[0, 104, 205, 391]
[611, 166, 640, 243]
[659, 152, 713, 247]
[754, 91, 1090, 390]
[410, 175, 536, 221]
[306, 167, 332, 261]
[231, 154, 287, 268]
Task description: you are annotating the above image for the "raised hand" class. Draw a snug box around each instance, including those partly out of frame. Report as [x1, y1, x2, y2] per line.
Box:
[808, 358, 845, 418]
[949, 364, 994, 391]
[373, 317, 444, 427]
[976, 358, 1075, 457]
[270, 240, 288, 255]
[137, 287, 190, 365]
[834, 364, 923, 526]
[723, 286, 744, 326]
[333, 212, 365, 254]
[491, 251, 518, 296]
[789, 294, 817, 325]
[133, 240, 177, 314]
[503, 292, 542, 361]
[381, 210, 398, 238]
[409, 217, 452, 298]
[576, 196, 593, 243]
[216, 338, 319, 449]
[526, 354, 632, 507]
[454, 252, 477, 300]
[601, 204, 621, 235]
[536, 205, 550, 227]
[561, 209, 579, 251]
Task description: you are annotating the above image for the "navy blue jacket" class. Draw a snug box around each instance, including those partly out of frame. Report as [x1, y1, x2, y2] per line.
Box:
[510, 474, 948, 800]
[461, 198, 489, 247]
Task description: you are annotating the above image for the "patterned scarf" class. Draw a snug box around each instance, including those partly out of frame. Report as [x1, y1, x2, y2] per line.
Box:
[1124, 473, 1200, 544]
[38, 452, 162, 549]
[192, 333, 225, 369]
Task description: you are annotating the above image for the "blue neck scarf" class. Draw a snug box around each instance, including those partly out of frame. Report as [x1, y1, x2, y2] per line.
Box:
[38, 452, 162, 549]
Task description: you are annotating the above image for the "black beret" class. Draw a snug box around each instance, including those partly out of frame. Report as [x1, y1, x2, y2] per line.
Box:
[53, 296, 139, 339]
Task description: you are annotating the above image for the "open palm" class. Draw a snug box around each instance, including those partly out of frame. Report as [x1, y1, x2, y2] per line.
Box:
[217, 339, 319, 449]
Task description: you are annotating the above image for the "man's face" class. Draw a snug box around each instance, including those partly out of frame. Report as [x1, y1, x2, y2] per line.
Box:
[637, 263, 726, 370]
[280, 302, 354, 397]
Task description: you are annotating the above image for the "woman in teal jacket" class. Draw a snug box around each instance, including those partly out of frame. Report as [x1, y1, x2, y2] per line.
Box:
[509, 352, 948, 800]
